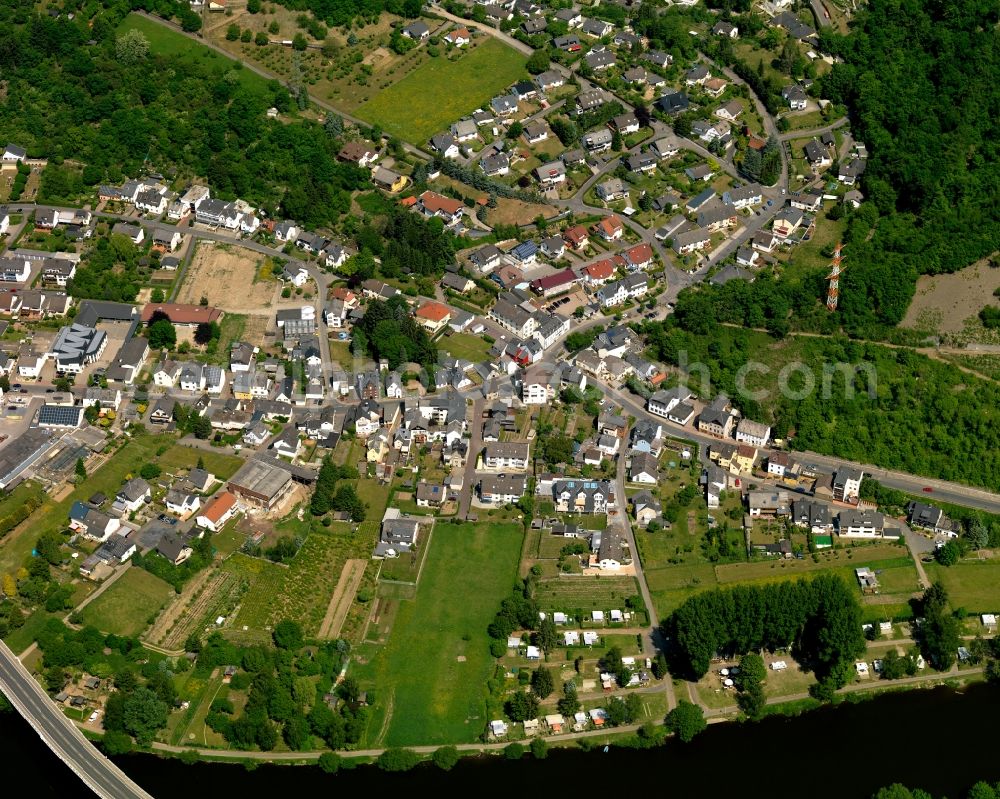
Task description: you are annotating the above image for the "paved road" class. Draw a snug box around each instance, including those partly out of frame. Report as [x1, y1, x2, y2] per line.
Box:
[810, 0, 833, 28]
[612, 428, 678, 713]
[0, 642, 154, 799]
[779, 116, 849, 143]
[457, 396, 484, 518]
[582, 378, 1000, 518]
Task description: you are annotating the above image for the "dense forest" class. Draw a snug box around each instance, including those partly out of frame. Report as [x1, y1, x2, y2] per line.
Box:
[642, 319, 1000, 490]
[663, 574, 865, 696]
[268, 0, 421, 28]
[0, 0, 368, 227]
[816, 0, 1000, 333]
[660, 0, 1000, 337]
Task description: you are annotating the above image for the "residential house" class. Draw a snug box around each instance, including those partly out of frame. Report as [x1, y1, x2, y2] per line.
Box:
[713, 20, 738, 37]
[748, 490, 791, 518]
[414, 301, 452, 334]
[772, 207, 804, 239]
[767, 451, 793, 477]
[735, 418, 771, 448]
[562, 225, 590, 251]
[782, 84, 808, 110]
[551, 479, 615, 514]
[401, 20, 429, 39]
[656, 91, 689, 115]
[698, 394, 735, 438]
[582, 129, 614, 154]
[714, 100, 743, 122]
[804, 139, 832, 169]
[685, 64, 710, 85]
[832, 467, 864, 503]
[535, 161, 566, 186]
[629, 452, 659, 484]
[337, 139, 379, 167]
[672, 228, 712, 256]
[595, 215, 625, 241]
[596, 180, 628, 203]
[484, 442, 530, 471]
[838, 509, 886, 538]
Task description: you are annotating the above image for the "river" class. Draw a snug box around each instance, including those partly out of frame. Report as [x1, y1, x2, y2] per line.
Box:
[5, 682, 1000, 798]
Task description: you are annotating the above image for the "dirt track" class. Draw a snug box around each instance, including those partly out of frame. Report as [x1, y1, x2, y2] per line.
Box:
[317, 559, 367, 639]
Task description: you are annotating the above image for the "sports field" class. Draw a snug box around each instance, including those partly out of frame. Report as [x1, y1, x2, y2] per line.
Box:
[356, 38, 526, 143]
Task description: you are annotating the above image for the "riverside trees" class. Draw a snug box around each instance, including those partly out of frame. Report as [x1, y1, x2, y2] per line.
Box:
[663, 575, 866, 694]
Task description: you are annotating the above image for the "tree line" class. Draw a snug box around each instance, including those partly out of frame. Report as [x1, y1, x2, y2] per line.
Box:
[662, 574, 866, 697]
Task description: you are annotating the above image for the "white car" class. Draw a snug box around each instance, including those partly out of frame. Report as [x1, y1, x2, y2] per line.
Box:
[88, 710, 100, 723]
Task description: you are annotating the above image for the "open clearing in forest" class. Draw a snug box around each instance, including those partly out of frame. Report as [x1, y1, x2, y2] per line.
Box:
[902, 257, 1000, 336]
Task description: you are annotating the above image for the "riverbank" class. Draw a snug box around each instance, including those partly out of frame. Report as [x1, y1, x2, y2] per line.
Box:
[5, 680, 998, 799]
[69, 665, 990, 769]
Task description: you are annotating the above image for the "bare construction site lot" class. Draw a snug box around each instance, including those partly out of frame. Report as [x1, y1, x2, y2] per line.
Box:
[176, 242, 279, 312]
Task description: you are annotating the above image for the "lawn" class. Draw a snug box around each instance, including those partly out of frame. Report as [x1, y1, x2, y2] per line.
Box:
[117, 14, 273, 96]
[78, 567, 175, 637]
[924, 561, 1000, 613]
[351, 521, 523, 746]
[780, 213, 847, 282]
[356, 38, 527, 143]
[441, 332, 492, 363]
[157, 445, 244, 481]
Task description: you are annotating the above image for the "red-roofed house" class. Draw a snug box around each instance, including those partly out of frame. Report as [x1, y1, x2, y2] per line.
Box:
[414, 301, 452, 333]
[330, 287, 358, 308]
[623, 243, 653, 271]
[581, 259, 616, 285]
[400, 195, 418, 208]
[594, 215, 624, 242]
[562, 225, 590, 250]
[529, 268, 578, 298]
[444, 27, 471, 46]
[141, 303, 223, 326]
[196, 491, 240, 532]
[416, 191, 464, 224]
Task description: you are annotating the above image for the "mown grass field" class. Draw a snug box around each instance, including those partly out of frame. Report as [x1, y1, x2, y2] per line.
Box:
[78, 568, 175, 637]
[441, 332, 493, 364]
[356, 38, 526, 143]
[352, 521, 523, 747]
[157, 445, 244, 481]
[117, 13, 274, 96]
[925, 561, 1000, 613]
